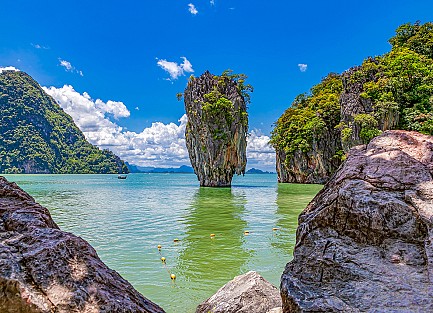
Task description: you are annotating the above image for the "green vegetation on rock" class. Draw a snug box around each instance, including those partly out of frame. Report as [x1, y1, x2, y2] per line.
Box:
[270, 74, 343, 157]
[271, 21, 433, 183]
[0, 70, 128, 174]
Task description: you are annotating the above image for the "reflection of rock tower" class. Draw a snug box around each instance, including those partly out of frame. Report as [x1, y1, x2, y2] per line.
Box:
[175, 188, 250, 305]
[183, 71, 250, 187]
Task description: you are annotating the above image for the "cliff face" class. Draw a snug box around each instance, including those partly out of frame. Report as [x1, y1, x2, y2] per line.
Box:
[339, 62, 399, 152]
[273, 22, 433, 184]
[0, 70, 128, 174]
[183, 71, 248, 187]
[276, 126, 341, 184]
[281, 130, 433, 312]
[0, 176, 164, 312]
[271, 74, 343, 184]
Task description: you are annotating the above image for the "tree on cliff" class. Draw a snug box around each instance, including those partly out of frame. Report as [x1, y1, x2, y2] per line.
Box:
[272, 21, 433, 184]
[0, 70, 129, 174]
[181, 70, 252, 187]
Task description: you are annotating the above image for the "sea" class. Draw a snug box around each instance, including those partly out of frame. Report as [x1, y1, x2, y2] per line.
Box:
[4, 173, 322, 313]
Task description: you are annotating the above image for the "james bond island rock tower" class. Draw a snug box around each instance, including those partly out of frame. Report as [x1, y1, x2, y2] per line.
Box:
[183, 70, 252, 187]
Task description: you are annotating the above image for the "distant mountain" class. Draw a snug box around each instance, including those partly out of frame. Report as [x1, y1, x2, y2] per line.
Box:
[246, 168, 275, 174]
[126, 163, 194, 173]
[0, 70, 128, 174]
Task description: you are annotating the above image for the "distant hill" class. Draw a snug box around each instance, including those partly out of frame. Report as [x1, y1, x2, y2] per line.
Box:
[0, 70, 128, 174]
[126, 163, 194, 173]
[246, 168, 275, 174]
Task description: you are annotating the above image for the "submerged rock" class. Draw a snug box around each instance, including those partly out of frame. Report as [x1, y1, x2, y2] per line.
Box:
[0, 176, 164, 313]
[281, 130, 433, 312]
[183, 71, 249, 187]
[196, 271, 282, 313]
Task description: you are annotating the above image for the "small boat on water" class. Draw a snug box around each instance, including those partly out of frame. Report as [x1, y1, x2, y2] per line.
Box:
[118, 175, 127, 179]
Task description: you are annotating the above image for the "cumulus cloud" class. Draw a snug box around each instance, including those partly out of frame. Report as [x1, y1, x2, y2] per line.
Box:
[247, 130, 275, 171]
[0, 66, 20, 74]
[59, 58, 84, 76]
[157, 57, 194, 80]
[43, 86, 189, 167]
[43, 85, 275, 169]
[298, 63, 308, 72]
[210, 0, 215, 6]
[188, 3, 198, 15]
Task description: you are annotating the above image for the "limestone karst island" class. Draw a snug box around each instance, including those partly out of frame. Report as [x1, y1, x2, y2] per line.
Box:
[1, 3, 433, 312]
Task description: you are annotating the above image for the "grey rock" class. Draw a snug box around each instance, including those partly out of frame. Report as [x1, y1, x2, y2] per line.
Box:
[196, 271, 282, 313]
[340, 62, 399, 152]
[0, 176, 165, 313]
[184, 71, 248, 187]
[281, 130, 433, 312]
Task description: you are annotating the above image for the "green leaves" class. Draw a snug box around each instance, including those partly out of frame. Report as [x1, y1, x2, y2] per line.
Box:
[0, 71, 128, 174]
[270, 74, 342, 155]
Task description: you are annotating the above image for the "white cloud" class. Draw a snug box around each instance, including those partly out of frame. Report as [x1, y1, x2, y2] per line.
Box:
[210, 0, 215, 6]
[247, 130, 275, 171]
[32, 43, 49, 49]
[298, 63, 308, 72]
[43, 85, 189, 168]
[59, 58, 84, 76]
[0, 66, 20, 74]
[43, 85, 275, 170]
[59, 59, 73, 71]
[157, 57, 194, 80]
[188, 3, 198, 15]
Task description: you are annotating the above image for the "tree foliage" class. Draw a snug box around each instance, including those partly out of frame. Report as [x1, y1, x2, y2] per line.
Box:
[0, 71, 129, 174]
[270, 74, 342, 155]
[272, 21, 433, 162]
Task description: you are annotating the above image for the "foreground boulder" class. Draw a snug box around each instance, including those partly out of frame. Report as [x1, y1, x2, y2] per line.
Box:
[196, 271, 282, 313]
[0, 176, 164, 313]
[183, 71, 250, 187]
[281, 130, 433, 312]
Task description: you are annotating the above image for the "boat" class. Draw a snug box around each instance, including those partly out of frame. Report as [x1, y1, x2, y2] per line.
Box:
[117, 175, 127, 179]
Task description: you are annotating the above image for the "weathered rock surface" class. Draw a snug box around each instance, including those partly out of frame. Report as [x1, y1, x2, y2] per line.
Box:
[196, 271, 282, 313]
[340, 63, 399, 152]
[276, 127, 341, 184]
[184, 71, 248, 187]
[0, 176, 164, 313]
[281, 130, 433, 312]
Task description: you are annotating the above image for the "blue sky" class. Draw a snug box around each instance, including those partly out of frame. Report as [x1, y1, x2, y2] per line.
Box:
[1, 0, 433, 170]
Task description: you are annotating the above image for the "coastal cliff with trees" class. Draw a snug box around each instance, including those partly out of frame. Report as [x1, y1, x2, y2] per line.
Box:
[0, 70, 128, 174]
[271, 21, 433, 183]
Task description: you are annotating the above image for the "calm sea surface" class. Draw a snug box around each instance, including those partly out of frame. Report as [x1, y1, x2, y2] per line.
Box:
[4, 173, 322, 313]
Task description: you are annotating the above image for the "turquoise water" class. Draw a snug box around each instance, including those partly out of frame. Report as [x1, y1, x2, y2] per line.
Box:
[4, 173, 322, 312]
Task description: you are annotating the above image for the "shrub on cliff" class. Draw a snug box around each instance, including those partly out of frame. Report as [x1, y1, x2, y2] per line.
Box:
[0, 70, 129, 174]
[272, 21, 433, 183]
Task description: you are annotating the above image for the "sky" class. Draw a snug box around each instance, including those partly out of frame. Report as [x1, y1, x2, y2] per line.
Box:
[1, 0, 433, 171]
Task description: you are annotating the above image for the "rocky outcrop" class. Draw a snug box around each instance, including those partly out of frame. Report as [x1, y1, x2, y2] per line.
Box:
[276, 127, 341, 184]
[0, 176, 164, 313]
[196, 271, 282, 313]
[340, 63, 399, 152]
[183, 71, 248, 187]
[280, 130, 433, 312]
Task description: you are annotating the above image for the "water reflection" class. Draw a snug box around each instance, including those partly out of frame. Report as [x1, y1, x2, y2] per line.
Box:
[272, 183, 323, 253]
[175, 187, 251, 309]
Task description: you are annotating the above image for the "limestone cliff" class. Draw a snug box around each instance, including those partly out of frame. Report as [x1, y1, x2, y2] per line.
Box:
[281, 130, 433, 312]
[271, 74, 343, 184]
[183, 71, 250, 187]
[0, 176, 164, 312]
[272, 22, 433, 184]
